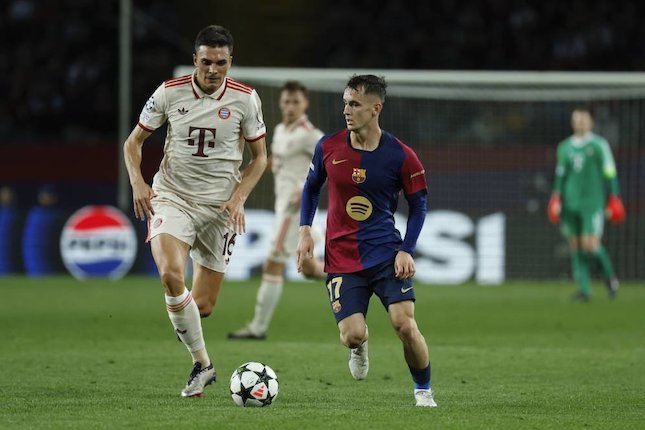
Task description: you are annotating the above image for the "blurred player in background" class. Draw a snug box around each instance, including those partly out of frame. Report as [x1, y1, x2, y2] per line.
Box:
[296, 75, 436, 407]
[228, 81, 325, 340]
[123, 25, 267, 397]
[547, 107, 625, 302]
[0, 186, 21, 274]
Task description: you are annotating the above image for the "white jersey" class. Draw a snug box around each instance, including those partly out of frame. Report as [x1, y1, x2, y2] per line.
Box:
[270, 115, 322, 213]
[138, 73, 266, 205]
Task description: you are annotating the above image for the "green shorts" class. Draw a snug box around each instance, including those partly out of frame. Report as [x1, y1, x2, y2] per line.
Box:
[560, 208, 604, 237]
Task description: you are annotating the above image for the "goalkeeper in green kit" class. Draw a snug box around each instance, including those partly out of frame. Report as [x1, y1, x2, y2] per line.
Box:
[547, 107, 626, 302]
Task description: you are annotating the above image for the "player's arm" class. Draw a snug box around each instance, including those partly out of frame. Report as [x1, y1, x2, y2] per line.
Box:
[125, 83, 167, 220]
[265, 155, 273, 174]
[396, 147, 428, 279]
[222, 137, 268, 234]
[598, 140, 625, 223]
[397, 189, 428, 279]
[547, 143, 566, 224]
[123, 125, 155, 220]
[297, 142, 326, 272]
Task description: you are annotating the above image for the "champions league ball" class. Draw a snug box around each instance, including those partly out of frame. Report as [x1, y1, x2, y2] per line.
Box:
[229, 362, 279, 407]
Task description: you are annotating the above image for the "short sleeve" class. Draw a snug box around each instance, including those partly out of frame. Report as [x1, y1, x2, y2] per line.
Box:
[138, 84, 168, 131]
[305, 128, 324, 157]
[242, 90, 267, 141]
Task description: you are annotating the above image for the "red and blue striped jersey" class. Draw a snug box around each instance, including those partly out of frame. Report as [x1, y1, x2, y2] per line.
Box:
[301, 129, 428, 273]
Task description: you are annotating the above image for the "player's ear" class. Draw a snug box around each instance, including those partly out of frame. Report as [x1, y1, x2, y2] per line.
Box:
[193, 53, 197, 67]
[373, 102, 383, 115]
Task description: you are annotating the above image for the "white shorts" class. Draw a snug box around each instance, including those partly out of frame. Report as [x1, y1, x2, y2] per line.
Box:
[147, 192, 235, 273]
[267, 208, 322, 264]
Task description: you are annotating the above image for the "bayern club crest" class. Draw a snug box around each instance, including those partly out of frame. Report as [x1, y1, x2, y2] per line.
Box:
[60, 206, 137, 279]
[218, 107, 231, 119]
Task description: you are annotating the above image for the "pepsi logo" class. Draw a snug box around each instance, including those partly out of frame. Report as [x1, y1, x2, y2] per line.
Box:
[60, 206, 137, 279]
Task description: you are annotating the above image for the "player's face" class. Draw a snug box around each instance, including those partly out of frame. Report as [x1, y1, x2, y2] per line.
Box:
[571, 110, 593, 135]
[343, 87, 381, 132]
[193, 45, 232, 94]
[279, 90, 309, 125]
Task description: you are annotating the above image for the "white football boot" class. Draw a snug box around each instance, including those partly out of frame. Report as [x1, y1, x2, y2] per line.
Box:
[181, 362, 216, 397]
[348, 336, 369, 380]
[414, 389, 438, 407]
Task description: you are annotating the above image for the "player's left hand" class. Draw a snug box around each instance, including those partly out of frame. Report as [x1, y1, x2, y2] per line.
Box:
[296, 226, 314, 273]
[394, 251, 415, 279]
[606, 195, 626, 224]
[219, 196, 246, 234]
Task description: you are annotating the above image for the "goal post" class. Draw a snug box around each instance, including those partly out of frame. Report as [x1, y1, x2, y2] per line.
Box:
[174, 66, 645, 282]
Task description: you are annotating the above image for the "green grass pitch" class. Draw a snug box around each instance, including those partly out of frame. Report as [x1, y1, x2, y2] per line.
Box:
[1, 276, 644, 429]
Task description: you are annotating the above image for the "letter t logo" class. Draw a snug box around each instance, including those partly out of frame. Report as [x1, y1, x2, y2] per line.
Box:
[187, 126, 217, 157]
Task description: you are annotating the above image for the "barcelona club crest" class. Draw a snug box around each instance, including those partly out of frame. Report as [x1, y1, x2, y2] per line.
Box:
[352, 168, 366, 184]
[332, 300, 342, 314]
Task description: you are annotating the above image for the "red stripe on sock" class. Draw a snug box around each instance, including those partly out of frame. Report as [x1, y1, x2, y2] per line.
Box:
[166, 294, 193, 312]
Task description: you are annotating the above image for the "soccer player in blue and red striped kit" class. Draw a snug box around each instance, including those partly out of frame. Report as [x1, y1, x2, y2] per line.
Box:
[296, 75, 436, 407]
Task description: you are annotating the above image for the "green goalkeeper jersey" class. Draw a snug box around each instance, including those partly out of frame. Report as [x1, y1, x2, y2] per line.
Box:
[552, 132, 620, 212]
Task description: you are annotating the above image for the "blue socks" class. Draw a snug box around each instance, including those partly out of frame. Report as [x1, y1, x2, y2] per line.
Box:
[409, 364, 431, 390]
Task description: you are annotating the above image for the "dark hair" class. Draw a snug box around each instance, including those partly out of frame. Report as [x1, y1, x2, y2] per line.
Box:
[346, 74, 387, 101]
[281, 80, 309, 98]
[194, 25, 234, 54]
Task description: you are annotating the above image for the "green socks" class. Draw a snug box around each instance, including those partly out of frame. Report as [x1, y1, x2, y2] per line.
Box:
[571, 251, 590, 294]
[592, 245, 615, 280]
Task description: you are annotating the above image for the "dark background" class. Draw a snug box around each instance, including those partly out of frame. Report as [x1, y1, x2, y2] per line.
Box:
[0, 0, 643, 279]
[2, 0, 645, 148]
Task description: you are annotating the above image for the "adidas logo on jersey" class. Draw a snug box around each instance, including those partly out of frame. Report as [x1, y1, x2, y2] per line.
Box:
[177, 107, 189, 115]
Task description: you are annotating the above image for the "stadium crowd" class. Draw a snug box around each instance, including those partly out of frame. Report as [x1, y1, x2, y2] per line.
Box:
[1, 0, 644, 143]
[314, 0, 645, 70]
[0, 0, 183, 144]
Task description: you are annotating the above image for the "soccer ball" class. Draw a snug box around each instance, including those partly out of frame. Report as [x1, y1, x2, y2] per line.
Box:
[229, 362, 279, 407]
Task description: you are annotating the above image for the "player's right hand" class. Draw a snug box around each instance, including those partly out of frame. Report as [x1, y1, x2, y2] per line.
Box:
[131, 180, 155, 220]
[547, 193, 561, 224]
[296, 226, 314, 273]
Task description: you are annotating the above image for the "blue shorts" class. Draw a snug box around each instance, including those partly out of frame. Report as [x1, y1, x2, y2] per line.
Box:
[325, 259, 416, 323]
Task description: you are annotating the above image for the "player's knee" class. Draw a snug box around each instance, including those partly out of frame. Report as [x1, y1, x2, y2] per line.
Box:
[342, 335, 364, 349]
[340, 329, 366, 348]
[301, 268, 319, 280]
[159, 270, 183, 293]
[303, 263, 325, 281]
[393, 318, 418, 342]
[301, 266, 315, 278]
[582, 243, 598, 253]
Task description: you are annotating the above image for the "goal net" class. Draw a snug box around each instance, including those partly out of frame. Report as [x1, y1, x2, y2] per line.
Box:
[175, 66, 645, 283]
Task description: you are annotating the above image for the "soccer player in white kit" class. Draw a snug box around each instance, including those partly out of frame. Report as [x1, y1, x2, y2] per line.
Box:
[228, 81, 325, 340]
[123, 25, 267, 397]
